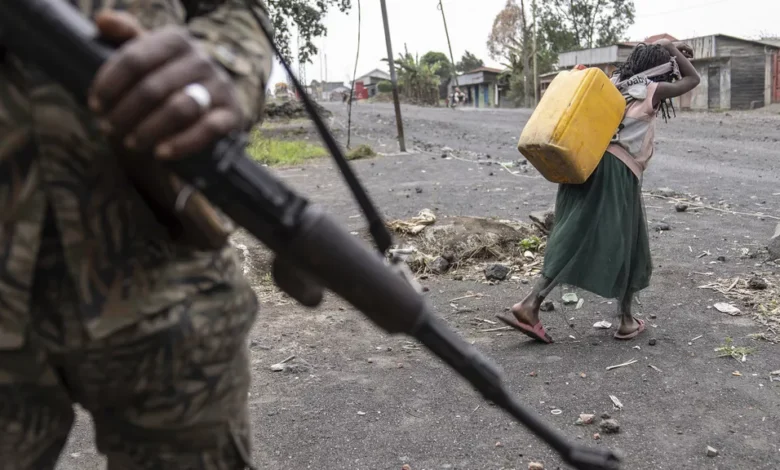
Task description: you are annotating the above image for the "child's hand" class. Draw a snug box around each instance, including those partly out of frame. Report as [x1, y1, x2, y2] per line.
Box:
[673, 42, 694, 59]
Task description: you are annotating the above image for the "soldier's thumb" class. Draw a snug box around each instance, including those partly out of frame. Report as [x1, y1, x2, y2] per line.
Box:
[94, 10, 145, 45]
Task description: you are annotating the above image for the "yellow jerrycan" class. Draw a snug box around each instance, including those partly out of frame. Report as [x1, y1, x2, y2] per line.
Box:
[517, 67, 625, 184]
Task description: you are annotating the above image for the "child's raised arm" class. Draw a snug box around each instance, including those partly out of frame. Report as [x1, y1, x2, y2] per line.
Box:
[653, 39, 701, 106]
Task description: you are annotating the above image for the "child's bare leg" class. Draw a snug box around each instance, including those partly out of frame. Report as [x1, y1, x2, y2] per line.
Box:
[617, 291, 641, 335]
[511, 276, 556, 326]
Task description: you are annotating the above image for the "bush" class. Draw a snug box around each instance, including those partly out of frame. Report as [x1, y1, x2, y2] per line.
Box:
[377, 80, 393, 93]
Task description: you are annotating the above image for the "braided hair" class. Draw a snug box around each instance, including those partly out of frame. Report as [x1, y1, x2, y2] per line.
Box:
[615, 43, 677, 121]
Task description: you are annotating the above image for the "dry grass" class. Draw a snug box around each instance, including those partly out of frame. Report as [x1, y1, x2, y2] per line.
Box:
[699, 271, 780, 342]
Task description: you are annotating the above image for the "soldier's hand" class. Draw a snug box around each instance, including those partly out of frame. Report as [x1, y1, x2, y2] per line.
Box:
[88, 10, 245, 159]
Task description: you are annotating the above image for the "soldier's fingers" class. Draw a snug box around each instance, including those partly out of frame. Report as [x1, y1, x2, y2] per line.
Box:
[89, 27, 191, 116]
[154, 108, 241, 160]
[94, 10, 144, 45]
[103, 54, 212, 137]
[126, 78, 231, 151]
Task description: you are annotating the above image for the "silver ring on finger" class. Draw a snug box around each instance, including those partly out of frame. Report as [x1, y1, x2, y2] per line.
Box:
[183, 83, 212, 113]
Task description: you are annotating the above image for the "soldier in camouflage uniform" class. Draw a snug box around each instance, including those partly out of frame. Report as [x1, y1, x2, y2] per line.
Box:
[0, 1, 272, 468]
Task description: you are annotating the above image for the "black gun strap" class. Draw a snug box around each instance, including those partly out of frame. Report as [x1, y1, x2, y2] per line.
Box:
[242, 0, 393, 255]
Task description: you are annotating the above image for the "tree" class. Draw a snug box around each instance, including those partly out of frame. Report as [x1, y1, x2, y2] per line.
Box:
[377, 80, 393, 93]
[266, 0, 352, 64]
[421, 51, 454, 99]
[421, 52, 454, 83]
[487, 0, 533, 106]
[456, 51, 485, 73]
[538, 0, 636, 52]
[383, 48, 441, 106]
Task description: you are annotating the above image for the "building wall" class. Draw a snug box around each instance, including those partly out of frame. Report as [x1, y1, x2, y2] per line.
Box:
[558, 45, 618, 68]
[716, 36, 769, 57]
[685, 36, 717, 59]
[683, 59, 731, 110]
[731, 55, 767, 109]
[766, 53, 778, 105]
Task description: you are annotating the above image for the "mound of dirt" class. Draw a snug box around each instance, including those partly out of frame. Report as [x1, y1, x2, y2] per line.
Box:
[386, 210, 545, 275]
[265, 100, 331, 121]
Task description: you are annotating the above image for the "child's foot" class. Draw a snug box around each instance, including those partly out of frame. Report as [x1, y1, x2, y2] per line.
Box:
[495, 295, 553, 343]
[510, 297, 541, 327]
[614, 317, 646, 340]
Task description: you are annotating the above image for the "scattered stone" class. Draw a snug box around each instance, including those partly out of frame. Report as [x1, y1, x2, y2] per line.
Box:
[769, 223, 780, 259]
[484, 264, 510, 281]
[656, 187, 677, 198]
[453, 274, 464, 281]
[562, 293, 579, 305]
[654, 222, 671, 232]
[599, 419, 620, 434]
[649, 313, 657, 319]
[540, 300, 555, 312]
[575, 414, 596, 425]
[495, 441, 503, 447]
[529, 208, 556, 234]
[601, 413, 611, 419]
[748, 276, 768, 290]
[442, 146, 454, 153]
[716, 255, 727, 262]
[441, 153, 448, 158]
[402, 465, 412, 470]
[429, 256, 450, 274]
[706, 446, 719, 457]
[593, 433, 601, 440]
[649, 338, 657, 346]
[675, 203, 689, 212]
[528, 463, 544, 470]
[415, 187, 423, 194]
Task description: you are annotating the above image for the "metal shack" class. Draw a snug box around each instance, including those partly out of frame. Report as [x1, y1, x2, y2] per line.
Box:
[676, 34, 779, 110]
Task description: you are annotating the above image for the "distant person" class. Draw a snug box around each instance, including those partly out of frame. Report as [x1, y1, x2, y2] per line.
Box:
[498, 39, 700, 343]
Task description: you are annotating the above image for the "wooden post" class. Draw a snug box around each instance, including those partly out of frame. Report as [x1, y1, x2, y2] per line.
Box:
[438, 0, 459, 94]
[532, 0, 538, 106]
[379, 0, 406, 152]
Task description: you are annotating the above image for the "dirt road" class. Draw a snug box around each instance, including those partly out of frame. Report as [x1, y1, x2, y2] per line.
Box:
[59, 103, 780, 469]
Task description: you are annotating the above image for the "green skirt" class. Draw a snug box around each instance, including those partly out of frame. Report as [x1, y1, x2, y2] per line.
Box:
[541, 152, 652, 300]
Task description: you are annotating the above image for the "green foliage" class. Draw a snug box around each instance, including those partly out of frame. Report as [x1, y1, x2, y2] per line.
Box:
[247, 131, 327, 166]
[377, 80, 393, 93]
[266, 0, 352, 64]
[346, 144, 377, 160]
[383, 48, 441, 105]
[714, 338, 756, 361]
[519, 236, 542, 252]
[456, 51, 485, 73]
[421, 51, 454, 83]
[538, 0, 636, 52]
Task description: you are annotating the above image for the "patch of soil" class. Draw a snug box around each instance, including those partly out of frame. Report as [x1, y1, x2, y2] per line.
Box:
[265, 100, 331, 121]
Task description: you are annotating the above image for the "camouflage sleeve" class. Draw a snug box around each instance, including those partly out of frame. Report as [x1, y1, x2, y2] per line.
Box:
[186, 0, 273, 127]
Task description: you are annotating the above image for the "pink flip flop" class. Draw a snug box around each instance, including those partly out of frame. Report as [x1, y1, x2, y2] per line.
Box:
[496, 312, 554, 344]
[613, 319, 646, 340]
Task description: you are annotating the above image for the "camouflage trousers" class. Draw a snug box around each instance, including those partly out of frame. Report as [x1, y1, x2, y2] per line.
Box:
[0, 225, 259, 469]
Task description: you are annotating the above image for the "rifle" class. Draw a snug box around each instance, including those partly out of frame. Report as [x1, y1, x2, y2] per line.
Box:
[0, 2, 621, 469]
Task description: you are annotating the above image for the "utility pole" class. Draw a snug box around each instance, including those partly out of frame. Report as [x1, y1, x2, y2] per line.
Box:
[532, 0, 538, 106]
[437, 0, 459, 90]
[379, 0, 406, 152]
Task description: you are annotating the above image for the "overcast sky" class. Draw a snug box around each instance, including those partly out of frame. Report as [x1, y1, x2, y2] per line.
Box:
[268, 0, 780, 87]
